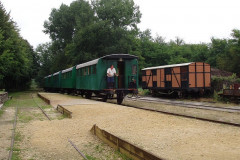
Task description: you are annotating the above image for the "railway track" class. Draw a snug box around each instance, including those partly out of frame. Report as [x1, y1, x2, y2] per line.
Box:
[8, 107, 18, 160]
[31, 94, 51, 121]
[126, 96, 240, 113]
[105, 96, 240, 127]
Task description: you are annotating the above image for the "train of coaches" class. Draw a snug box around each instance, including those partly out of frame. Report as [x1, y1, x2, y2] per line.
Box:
[44, 54, 211, 104]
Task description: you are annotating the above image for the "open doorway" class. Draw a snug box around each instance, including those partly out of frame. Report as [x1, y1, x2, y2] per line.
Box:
[117, 61, 125, 88]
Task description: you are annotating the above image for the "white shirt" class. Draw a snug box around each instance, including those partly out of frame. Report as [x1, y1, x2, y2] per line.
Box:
[107, 68, 116, 77]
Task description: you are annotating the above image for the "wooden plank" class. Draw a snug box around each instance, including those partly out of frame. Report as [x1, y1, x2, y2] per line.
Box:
[37, 93, 50, 104]
[90, 124, 163, 160]
[57, 105, 72, 118]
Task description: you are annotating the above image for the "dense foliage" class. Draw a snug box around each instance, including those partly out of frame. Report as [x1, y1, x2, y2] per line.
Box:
[0, 2, 38, 90]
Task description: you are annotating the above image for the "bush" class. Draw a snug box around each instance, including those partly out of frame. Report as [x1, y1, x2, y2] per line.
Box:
[211, 74, 240, 91]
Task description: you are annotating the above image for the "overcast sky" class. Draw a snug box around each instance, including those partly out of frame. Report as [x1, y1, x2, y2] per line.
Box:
[2, 0, 240, 48]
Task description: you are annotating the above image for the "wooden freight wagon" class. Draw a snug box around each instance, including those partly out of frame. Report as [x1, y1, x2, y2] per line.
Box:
[142, 62, 211, 96]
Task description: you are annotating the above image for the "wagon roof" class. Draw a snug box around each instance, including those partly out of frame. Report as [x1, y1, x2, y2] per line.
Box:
[62, 67, 73, 73]
[44, 75, 51, 78]
[142, 62, 193, 70]
[76, 54, 138, 69]
[53, 71, 60, 76]
[102, 54, 138, 60]
[76, 59, 99, 69]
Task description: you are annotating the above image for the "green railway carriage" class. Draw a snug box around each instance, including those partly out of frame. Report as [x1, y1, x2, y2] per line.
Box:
[52, 71, 61, 90]
[44, 75, 52, 89]
[61, 66, 76, 91]
[43, 54, 138, 104]
[75, 54, 138, 100]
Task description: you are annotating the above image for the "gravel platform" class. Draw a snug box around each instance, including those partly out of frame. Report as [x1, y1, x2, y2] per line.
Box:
[30, 93, 240, 160]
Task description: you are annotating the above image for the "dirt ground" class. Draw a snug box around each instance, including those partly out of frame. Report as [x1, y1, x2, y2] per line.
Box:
[0, 107, 15, 160]
[8, 92, 126, 160]
[23, 93, 240, 160]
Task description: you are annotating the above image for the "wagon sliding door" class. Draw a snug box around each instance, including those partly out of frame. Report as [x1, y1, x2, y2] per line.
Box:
[180, 66, 189, 89]
[189, 62, 211, 89]
[165, 68, 172, 89]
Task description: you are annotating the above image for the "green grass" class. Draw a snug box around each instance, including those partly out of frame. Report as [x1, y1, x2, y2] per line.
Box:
[0, 108, 4, 117]
[15, 131, 24, 142]
[41, 105, 52, 109]
[95, 143, 104, 153]
[86, 155, 97, 160]
[114, 151, 132, 160]
[57, 114, 67, 120]
[18, 112, 33, 123]
[12, 146, 22, 160]
[138, 88, 150, 96]
[4, 91, 49, 109]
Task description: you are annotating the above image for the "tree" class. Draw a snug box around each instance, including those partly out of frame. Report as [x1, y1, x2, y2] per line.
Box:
[0, 2, 35, 90]
[43, 0, 142, 71]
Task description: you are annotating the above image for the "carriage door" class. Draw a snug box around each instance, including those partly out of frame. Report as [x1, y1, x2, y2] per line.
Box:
[117, 61, 125, 89]
[180, 66, 189, 89]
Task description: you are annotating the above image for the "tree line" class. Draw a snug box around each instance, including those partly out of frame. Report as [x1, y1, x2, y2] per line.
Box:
[0, 2, 39, 90]
[0, 0, 240, 89]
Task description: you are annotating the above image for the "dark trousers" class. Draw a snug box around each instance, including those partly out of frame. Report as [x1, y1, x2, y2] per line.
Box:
[107, 77, 114, 88]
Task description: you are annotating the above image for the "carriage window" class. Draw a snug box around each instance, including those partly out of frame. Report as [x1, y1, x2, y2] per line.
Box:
[165, 68, 171, 75]
[92, 65, 96, 74]
[88, 67, 91, 75]
[142, 70, 146, 76]
[84, 68, 86, 75]
[132, 65, 137, 75]
[152, 69, 157, 75]
[80, 68, 83, 76]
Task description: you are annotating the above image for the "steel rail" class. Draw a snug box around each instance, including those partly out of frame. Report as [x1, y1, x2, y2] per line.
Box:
[8, 107, 18, 160]
[68, 139, 88, 160]
[128, 97, 240, 113]
[31, 94, 51, 121]
[120, 99, 240, 127]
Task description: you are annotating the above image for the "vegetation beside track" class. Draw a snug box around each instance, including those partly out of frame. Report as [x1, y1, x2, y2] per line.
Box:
[1, 91, 131, 159]
[1, 91, 63, 160]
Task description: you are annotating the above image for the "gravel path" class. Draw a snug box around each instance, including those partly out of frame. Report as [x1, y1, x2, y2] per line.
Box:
[0, 107, 15, 160]
[27, 93, 240, 160]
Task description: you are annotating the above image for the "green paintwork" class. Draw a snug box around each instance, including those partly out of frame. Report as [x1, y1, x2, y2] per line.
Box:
[61, 67, 76, 89]
[44, 55, 138, 91]
[52, 72, 61, 88]
[76, 58, 138, 91]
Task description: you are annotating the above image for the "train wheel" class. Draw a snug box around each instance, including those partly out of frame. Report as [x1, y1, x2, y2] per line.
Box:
[117, 92, 124, 104]
[86, 92, 92, 99]
[102, 95, 108, 102]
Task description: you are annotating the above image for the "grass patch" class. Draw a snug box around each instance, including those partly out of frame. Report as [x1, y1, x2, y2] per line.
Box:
[114, 150, 132, 160]
[86, 155, 97, 160]
[41, 105, 52, 109]
[57, 114, 67, 120]
[0, 108, 4, 117]
[4, 91, 48, 108]
[15, 131, 24, 142]
[138, 88, 150, 96]
[95, 143, 104, 153]
[12, 147, 22, 160]
[18, 112, 33, 123]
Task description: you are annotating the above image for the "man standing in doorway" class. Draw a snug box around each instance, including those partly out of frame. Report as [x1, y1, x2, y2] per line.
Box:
[107, 64, 118, 88]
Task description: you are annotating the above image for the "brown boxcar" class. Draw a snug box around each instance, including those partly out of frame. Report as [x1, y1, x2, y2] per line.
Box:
[142, 62, 211, 96]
